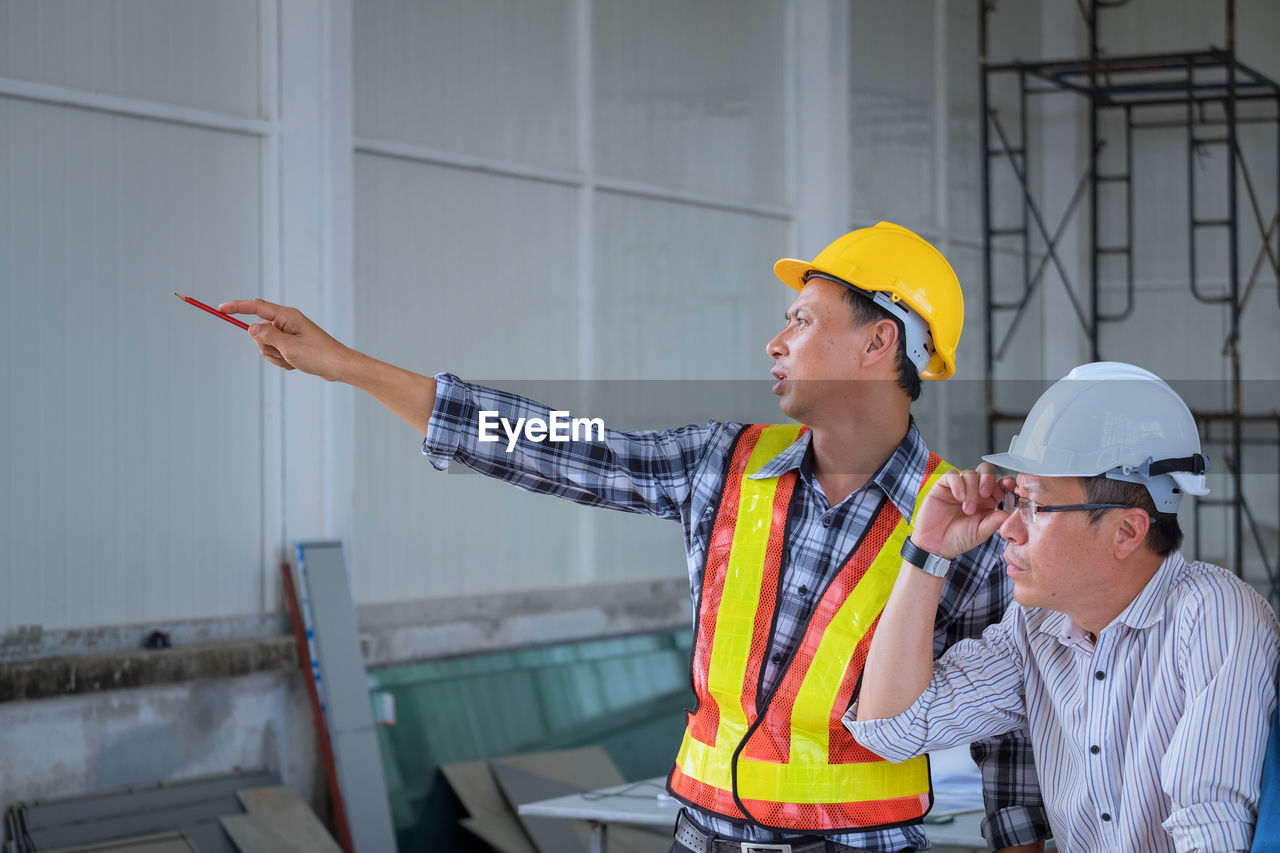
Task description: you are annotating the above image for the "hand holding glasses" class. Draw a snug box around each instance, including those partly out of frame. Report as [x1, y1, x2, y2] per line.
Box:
[910, 468, 1142, 569]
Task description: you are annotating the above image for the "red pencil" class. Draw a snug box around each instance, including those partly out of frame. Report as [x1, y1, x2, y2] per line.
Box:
[174, 293, 250, 330]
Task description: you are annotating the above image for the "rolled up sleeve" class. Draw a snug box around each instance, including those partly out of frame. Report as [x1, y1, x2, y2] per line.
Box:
[844, 608, 1034, 799]
[1160, 578, 1280, 853]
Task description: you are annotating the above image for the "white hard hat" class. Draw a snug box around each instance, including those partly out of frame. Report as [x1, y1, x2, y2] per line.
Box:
[982, 362, 1209, 512]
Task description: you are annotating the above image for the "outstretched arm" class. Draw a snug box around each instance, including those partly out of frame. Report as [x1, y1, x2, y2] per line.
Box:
[856, 465, 1010, 721]
[219, 299, 438, 437]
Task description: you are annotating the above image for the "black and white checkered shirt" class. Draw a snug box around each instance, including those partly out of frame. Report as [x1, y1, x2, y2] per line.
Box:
[423, 374, 1048, 851]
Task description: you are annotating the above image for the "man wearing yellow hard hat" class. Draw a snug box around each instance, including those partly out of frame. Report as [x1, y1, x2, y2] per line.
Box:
[220, 222, 1048, 853]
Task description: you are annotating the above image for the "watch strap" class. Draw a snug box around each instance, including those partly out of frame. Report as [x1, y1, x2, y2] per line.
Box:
[900, 536, 951, 578]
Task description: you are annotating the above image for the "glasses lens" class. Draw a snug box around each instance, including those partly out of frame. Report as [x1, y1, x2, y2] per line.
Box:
[1003, 492, 1035, 524]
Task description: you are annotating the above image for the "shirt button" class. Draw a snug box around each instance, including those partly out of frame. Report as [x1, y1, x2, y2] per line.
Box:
[822, 516, 832, 527]
[798, 585, 808, 596]
[1101, 813, 1112, 822]
[1095, 670, 1106, 680]
[771, 653, 782, 664]
[1090, 745, 1100, 754]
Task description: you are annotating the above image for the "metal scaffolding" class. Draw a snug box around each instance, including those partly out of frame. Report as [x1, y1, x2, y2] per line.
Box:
[979, 0, 1280, 607]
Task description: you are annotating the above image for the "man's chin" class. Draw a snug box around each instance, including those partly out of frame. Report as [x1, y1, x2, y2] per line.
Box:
[1010, 582, 1038, 609]
[775, 394, 802, 420]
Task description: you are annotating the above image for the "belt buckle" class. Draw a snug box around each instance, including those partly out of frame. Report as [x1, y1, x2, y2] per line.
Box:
[740, 845, 791, 853]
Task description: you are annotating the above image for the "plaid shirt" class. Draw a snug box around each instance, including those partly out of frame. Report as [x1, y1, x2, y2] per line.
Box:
[423, 374, 1048, 851]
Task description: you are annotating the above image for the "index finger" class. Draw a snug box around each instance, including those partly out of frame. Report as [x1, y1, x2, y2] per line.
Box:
[975, 460, 999, 498]
[218, 298, 283, 321]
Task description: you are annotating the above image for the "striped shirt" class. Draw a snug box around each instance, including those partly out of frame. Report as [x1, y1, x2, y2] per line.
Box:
[423, 374, 1047, 851]
[846, 552, 1280, 853]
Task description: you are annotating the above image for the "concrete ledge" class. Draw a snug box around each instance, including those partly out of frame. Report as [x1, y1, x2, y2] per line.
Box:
[1, 614, 289, 664]
[356, 578, 691, 666]
[0, 579, 691, 702]
[0, 637, 298, 703]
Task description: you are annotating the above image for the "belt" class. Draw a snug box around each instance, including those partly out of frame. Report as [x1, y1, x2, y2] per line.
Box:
[674, 811, 832, 853]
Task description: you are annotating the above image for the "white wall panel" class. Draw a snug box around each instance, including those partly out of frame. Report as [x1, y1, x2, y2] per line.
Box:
[849, 0, 937, 231]
[590, 193, 790, 380]
[0, 0, 261, 117]
[353, 0, 577, 170]
[351, 153, 587, 603]
[585, 192, 789, 586]
[946, 0, 983, 245]
[0, 99, 264, 631]
[593, 0, 785, 205]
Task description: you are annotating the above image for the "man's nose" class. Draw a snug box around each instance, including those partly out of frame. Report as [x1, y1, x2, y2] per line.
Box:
[766, 330, 786, 359]
[998, 509, 1026, 544]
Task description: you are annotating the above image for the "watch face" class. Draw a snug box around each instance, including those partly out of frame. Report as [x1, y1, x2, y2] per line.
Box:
[921, 552, 951, 578]
[902, 538, 949, 577]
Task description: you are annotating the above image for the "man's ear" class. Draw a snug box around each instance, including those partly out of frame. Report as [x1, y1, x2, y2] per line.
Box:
[1113, 507, 1152, 560]
[864, 318, 900, 367]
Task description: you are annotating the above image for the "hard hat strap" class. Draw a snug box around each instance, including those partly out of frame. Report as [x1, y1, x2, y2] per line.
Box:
[1146, 453, 1209, 477]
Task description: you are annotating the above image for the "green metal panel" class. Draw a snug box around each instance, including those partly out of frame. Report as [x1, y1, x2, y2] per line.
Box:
[369, 630, 692, 850]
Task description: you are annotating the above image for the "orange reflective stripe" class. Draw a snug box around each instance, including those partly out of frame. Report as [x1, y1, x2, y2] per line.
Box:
[739, 790, 933, 831]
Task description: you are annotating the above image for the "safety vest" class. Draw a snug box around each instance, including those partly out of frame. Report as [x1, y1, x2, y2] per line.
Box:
[667, 423, 953, 832]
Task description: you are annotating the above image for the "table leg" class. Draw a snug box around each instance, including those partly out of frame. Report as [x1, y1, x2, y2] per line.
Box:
[589, 819, 607, 853]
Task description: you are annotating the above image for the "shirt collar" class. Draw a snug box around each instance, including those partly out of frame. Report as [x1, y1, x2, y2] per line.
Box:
[750, 430, 810, 480]
[1112, 550, 1184, 631]
[1038, 609, 1094, 651]
[747, 418, 929, 519]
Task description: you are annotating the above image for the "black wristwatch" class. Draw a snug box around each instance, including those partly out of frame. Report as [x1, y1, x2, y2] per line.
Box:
[900, 537, 951, 578]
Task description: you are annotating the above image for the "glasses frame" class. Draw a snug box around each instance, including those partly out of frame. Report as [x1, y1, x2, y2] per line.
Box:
[1001, 492, 1134, 525]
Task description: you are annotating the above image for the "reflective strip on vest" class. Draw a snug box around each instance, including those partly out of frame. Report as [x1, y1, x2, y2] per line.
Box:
[668, 423, 954, 832]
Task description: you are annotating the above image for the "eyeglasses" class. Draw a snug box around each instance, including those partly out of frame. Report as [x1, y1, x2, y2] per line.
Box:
[1001, 492, 1134, 525]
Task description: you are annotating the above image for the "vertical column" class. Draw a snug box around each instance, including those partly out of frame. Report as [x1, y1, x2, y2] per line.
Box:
[576, 0, 595, 584]
[274, 0, 356, 599]
[1038, 0, 1091, 378]
[791, 0, 851, 258]
[933, 0, 952, 456]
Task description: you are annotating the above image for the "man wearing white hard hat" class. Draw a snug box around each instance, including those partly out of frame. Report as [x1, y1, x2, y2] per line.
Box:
[850, 362, 1280, 852]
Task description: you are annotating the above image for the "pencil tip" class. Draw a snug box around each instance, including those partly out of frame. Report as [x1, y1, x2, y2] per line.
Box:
[174, 292, 186, 300]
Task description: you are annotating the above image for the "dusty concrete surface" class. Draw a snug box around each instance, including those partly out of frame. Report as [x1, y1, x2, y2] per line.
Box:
[2, 580, 689, 678]
[1, 614, 288, 663]
[0, 637, 297, 703]
[0, 671, 319, 820]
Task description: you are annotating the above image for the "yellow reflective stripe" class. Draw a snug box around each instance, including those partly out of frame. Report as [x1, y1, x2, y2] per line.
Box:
[738, 754, 930, 802]
[679, 424, 802, 790]
[681, 737, 930, 803]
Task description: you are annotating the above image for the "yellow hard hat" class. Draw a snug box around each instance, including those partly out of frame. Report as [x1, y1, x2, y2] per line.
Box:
[773, 222, 964, 380]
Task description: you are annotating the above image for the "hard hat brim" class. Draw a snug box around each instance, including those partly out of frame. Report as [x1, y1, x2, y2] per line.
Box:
[772, 260, 955, 381]
[773, 258, 811, 292]
[981, 450, 1050, 476]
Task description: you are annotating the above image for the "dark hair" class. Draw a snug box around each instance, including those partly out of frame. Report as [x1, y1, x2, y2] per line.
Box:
[1079, 475, 1182, 556]
[838, 286, 922, 401]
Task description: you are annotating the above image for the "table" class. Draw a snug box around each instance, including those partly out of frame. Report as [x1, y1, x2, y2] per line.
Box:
[517, 776, 988, 853]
